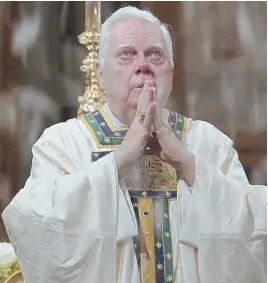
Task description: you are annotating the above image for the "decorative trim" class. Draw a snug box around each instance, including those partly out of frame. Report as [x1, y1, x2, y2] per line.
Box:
[132, 194, 176, 283]
[138, 198, 156, 283]
[80, 108, 188, 148]
[129, 190, 177, 199]
[162, 199, 173, 282]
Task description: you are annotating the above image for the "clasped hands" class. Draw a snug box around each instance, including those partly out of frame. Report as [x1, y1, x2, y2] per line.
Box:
[114, 80, 195, 186]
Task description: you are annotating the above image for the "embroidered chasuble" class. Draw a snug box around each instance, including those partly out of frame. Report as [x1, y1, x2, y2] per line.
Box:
[80, 108, 188, 283]
[2, 102, 266, 283]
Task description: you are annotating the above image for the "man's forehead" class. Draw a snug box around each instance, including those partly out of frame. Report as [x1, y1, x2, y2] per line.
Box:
[109, 18, 164, 40]
[116, 42, 165, 50]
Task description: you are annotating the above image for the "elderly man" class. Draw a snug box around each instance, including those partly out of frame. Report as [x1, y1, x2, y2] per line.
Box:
[2, 6, 266, 283]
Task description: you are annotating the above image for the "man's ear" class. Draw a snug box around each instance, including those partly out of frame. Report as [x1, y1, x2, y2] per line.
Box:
[170, 65, 174, 77]
[96, 60, 104, 91]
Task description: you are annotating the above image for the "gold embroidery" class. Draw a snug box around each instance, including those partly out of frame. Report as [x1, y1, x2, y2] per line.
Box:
[166, 274, 173, 281]
[142, 191, 148, 197]
[164, 232, 170, 238]
[124, 155, 178, 191]
[165, 253, 172, 260]
[138, 198, 156, 283]
[156, 263, 163, 271]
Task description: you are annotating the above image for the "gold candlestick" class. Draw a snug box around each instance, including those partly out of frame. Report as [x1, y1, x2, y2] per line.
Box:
[77, 1, 104, 117]
[85, 1, 100, 33]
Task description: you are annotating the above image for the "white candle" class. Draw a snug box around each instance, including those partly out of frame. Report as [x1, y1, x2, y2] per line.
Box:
[85, 1, 101, 33]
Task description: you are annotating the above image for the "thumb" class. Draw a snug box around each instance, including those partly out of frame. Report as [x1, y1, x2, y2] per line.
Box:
[153, 102, 162, 130]
[160, 151, 167, 162]
[143, 102, 155, 131]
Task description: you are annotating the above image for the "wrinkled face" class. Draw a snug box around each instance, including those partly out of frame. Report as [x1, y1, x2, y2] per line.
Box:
[98, 18, 174, 125]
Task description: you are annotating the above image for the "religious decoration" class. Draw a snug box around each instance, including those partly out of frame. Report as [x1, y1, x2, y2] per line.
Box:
[81, 106, 188, 282]
[77, 2, 104, 116]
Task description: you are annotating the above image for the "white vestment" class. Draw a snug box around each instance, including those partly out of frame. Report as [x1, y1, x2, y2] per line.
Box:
[2, 106, 267, 283]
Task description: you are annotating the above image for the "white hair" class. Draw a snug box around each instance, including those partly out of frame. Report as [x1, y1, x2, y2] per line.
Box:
[98, 6, 174, 68]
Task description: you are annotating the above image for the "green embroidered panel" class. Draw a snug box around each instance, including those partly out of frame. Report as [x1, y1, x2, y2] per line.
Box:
[81, 109, 186, 147]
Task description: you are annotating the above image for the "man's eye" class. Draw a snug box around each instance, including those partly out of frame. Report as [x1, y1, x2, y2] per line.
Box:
[151, 50, 162, 57]
[121, 51, 132, 57]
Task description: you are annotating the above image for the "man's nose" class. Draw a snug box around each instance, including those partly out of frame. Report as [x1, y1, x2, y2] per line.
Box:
[135, 54, 153, 76]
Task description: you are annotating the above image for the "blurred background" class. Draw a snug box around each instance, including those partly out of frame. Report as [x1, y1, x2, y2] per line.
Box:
[0, 1, 267, 241]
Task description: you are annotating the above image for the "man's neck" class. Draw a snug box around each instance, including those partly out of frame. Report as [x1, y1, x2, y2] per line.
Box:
[104, 103, 127, 128]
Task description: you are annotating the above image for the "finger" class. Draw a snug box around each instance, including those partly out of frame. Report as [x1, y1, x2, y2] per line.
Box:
[150, 87, 158, 132]
[136, 89, 153, 123]
[136, 80, 152, 116]
[142, 102, 155, 130]
[136, 80, 148, 116]
[164, 118, 173, 132]
[161, 111, 175, 133]
[153, 102, 162, 130]
[152, 86, 158, 103]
